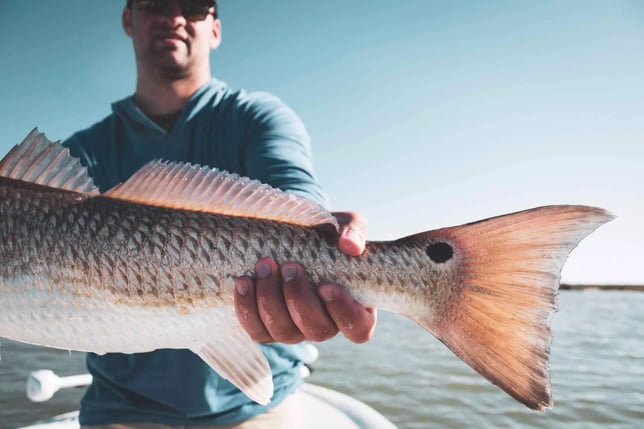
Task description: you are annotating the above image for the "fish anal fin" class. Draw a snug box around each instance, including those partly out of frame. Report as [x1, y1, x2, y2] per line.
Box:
[192, 329, 274, 405]
[104, 160, 339, 231]
[412, 205, 614, 410]
[0, 129, 98, 195]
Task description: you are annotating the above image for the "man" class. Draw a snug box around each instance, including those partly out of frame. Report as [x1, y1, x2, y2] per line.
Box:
[63, 0, 376, 427]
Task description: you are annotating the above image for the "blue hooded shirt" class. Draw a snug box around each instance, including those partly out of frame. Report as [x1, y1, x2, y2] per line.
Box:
[63, 78, 327, 425]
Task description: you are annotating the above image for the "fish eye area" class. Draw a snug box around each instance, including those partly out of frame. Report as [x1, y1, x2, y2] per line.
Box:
[426, 242, 454, 263]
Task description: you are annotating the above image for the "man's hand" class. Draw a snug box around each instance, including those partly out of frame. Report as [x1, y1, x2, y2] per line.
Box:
[234, 211, 377, 344]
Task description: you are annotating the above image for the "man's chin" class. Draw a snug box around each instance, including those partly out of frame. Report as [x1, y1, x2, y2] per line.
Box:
[148, 51, 189, 75]
[156, 61, 191, 79]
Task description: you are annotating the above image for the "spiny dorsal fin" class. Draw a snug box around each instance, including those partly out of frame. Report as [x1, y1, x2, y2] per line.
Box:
[0, 128, 99, 195]
[104, 160, 340, 230]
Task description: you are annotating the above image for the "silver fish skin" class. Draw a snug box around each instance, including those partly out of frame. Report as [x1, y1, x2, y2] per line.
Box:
[0, 129, 614, 409]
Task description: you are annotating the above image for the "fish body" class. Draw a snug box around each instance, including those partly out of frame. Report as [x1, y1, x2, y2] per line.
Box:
[0, 130, 614, 409]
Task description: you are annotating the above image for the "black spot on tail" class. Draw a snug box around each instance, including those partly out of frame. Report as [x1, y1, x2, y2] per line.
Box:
[426, 242, 453, 263]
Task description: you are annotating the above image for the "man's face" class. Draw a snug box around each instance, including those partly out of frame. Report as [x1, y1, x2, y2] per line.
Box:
[123, 0, 221, 78]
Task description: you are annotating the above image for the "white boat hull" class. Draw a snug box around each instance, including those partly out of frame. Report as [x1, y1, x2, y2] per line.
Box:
[17, 383, 398, 429]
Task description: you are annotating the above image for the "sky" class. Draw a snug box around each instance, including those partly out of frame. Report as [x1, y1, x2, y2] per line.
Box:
[1, 1, 642, 284]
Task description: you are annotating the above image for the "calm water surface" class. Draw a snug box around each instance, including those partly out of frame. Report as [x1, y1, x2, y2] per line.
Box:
[1, 291, 643, 429]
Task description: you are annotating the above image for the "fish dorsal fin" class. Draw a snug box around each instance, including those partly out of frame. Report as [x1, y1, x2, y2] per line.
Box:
[0, 128, 99, 195]
[104, 160, 340, 230]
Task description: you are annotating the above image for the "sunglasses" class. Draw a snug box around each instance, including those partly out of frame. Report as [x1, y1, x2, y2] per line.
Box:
[131, 0, 216, 21]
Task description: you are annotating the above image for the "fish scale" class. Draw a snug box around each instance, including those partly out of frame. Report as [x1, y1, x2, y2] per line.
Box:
[0, 129, 614, 409]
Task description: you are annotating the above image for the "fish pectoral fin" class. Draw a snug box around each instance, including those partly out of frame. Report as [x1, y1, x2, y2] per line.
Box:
[192, 330, 274, 405]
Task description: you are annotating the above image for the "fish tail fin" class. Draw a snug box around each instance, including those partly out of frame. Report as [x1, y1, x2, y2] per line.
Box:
[414, 205, 614, 410]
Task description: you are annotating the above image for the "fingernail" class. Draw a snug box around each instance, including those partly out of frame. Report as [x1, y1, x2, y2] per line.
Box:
[235, 279, 249, 296]
[318, 285, 335, 303]
[256, 261, 271, 279]
[344, 227, 364, 244]
[281, 265, 297, 282]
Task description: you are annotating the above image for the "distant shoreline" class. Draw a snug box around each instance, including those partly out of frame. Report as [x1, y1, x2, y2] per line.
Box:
[560, 284, 644, 291]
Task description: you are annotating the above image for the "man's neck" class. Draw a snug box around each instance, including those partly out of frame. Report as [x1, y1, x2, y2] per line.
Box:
[133, 69, 211, 116]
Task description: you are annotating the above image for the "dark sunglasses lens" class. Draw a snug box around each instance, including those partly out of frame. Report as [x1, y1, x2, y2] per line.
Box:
[134, 0, 166, 11]
[134, 0, 213, 21]
[183, 9, 209, 20]
[179, 0, 213, 20]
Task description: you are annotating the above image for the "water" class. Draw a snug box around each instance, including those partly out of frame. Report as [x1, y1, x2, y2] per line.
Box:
[1, 291, 643, 429]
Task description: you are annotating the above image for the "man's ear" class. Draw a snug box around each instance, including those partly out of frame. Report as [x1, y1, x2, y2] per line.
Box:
[122, 6, 133, 37]
[210, 19, 222, 49]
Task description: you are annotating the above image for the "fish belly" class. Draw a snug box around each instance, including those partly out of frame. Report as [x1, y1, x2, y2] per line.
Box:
[0, 277, 234, 354]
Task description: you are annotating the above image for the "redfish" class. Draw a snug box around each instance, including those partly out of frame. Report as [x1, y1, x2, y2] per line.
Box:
[0, 130, 613, 409]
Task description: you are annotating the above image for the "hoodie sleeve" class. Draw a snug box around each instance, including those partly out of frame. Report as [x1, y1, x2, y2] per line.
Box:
[238, 91, 329, 209]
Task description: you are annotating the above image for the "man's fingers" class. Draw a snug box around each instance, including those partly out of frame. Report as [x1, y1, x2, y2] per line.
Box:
[318, 283, 377, 344]
[332, 211, 368, 256]
[254, 258, 305, 344]
[281, 262, 338, 342]
[234, 251, 377, 345]
[234, 275, 272, 343]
